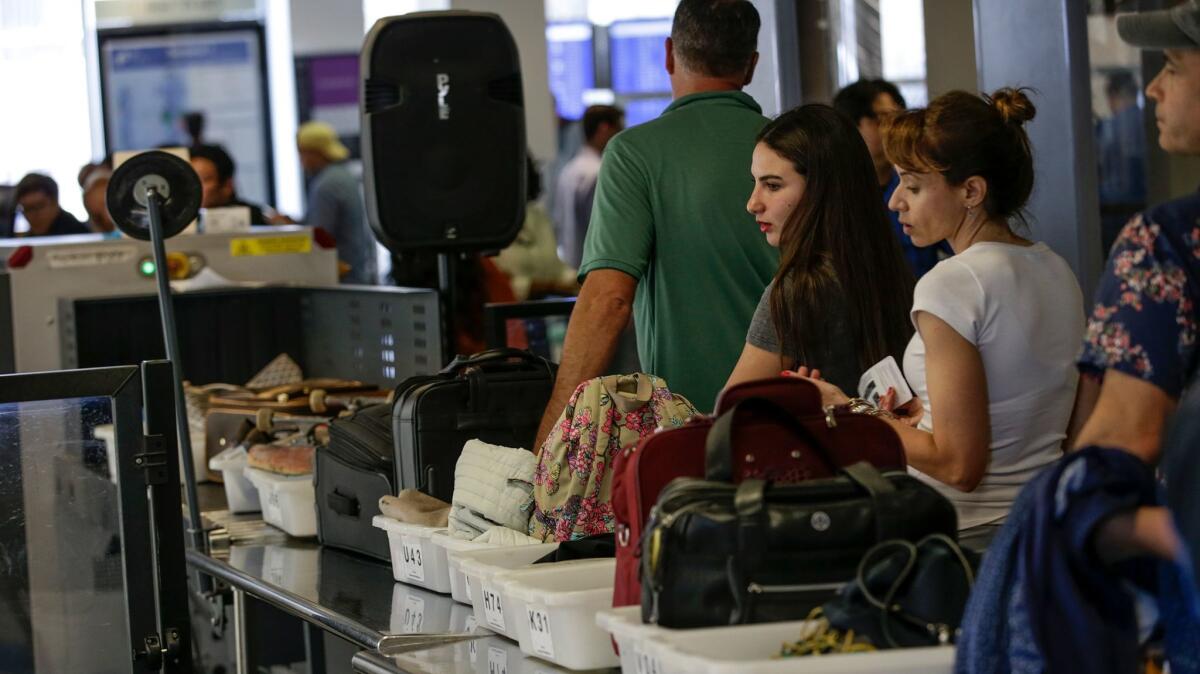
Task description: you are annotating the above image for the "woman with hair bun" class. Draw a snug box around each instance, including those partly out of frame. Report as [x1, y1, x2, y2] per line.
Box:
[796, 88, 1085, 550]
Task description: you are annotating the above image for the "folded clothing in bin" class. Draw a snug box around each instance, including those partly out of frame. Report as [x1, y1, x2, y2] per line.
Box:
[449, 439, 535, 539]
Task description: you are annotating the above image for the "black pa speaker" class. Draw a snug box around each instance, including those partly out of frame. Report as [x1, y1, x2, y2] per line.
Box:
[361, 11, 527, 253]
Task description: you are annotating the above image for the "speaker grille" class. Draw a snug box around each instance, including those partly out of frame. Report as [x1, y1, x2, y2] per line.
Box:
[364, 78, 403, 114]
[487, 74, 523, 106]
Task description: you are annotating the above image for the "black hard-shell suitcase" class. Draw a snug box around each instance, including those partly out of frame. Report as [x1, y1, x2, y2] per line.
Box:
[315, 402, 395, 561]
[392, 348, 555, 503]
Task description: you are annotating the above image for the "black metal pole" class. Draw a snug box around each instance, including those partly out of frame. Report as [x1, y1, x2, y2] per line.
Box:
[144, 189, 207, 564]
[437, 252, 456, 366]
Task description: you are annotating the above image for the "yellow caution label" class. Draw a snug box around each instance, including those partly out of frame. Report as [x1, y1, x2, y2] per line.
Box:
[229, 234, 312, 257]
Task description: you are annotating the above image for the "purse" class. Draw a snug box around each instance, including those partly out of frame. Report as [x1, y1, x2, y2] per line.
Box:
[529, 373, 696, 542]
[640, 400, 957, 628]
[612, 382, 907, 609]
[820, 533, 979, 649]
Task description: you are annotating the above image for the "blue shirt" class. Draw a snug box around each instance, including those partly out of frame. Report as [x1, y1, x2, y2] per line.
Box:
[305, 162, 377, 285]
[883, 172, 949, 278]
[1077, 192, 1200, 397]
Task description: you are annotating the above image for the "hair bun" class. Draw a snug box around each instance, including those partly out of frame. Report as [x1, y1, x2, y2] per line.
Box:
[989, 87, 1036, 126]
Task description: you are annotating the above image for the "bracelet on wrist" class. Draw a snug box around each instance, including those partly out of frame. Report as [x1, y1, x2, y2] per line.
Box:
[845, 397, 898, 421]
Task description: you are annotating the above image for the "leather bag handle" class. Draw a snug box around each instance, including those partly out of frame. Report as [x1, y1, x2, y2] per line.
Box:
[705, 397, 839, 481]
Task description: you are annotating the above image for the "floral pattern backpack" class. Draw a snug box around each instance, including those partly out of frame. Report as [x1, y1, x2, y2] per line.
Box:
[529, 373, 697, 542]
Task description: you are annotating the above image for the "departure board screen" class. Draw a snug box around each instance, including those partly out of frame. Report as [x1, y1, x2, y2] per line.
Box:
[609, 19, 672, 95]
[546, 23, 595, 120]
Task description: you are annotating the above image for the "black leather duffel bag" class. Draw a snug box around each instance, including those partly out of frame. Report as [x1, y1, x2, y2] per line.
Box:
[641, 422, 958, 629]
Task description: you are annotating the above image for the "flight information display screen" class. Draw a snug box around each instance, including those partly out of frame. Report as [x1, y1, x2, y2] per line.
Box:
[609, 19, 672, 95]
[546, 23, 595, 120]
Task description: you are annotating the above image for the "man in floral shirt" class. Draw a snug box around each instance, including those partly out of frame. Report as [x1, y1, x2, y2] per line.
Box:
[1073, 1, 1200, 563]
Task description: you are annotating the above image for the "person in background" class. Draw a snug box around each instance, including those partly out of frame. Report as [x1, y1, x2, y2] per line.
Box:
[833, 79, 951, 278]
[389, 252, 516, 355]
[553, 104, 624, 268]
[798, 89, 1085, 552]
[535, 0, 776, 448]
[1095, 70, 1148, 252]
[14, 173, 89, 237]
[188, 144, 274, 226]
[725, 104, 914, 394]
[296, 121, 378, 285]
[495, 156, 580, 300]
[1068, 0, 1200, 578]
[78, 162, 115, 233]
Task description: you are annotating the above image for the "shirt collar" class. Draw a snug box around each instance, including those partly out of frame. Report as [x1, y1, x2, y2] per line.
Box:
[664, 90, 762, 115]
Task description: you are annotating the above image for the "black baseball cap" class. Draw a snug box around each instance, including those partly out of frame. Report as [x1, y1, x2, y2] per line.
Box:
[1118, 0, 1200, 49]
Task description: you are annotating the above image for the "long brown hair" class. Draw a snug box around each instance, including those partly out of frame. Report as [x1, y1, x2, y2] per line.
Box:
[757, 104, 915, 372]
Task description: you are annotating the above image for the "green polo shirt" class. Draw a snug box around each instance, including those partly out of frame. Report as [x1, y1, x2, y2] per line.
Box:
[578, 90, 778, 410]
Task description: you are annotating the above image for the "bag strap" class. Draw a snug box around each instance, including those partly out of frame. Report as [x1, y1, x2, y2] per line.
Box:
[729, 479, 768, 624]
[855, 533, 976, 647]
[841, 462, 904, 542]
[705, 397, 838, 481]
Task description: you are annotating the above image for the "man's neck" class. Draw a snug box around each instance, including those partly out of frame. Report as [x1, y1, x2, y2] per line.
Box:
[670, 73, 743, 101]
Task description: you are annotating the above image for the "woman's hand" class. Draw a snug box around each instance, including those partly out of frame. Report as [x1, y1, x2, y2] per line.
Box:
[782, 367, 850, 407]
[879, 387, 925, 427]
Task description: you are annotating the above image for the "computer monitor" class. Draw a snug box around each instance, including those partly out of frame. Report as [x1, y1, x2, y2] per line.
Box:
[484, 298, 640, 373]
[97, 22, 276, 205]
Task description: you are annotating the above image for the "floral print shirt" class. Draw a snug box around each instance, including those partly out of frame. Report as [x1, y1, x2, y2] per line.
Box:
[1078, 193, 1200, 397]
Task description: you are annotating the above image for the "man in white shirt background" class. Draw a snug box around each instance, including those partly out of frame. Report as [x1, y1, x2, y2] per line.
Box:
[553, 104, 624, 268]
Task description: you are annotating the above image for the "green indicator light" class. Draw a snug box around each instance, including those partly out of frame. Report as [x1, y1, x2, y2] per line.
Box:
[139, 260, 156, 276]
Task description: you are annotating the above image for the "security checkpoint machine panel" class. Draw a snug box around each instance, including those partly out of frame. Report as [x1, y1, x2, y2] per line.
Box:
[0, 227, 338, 374]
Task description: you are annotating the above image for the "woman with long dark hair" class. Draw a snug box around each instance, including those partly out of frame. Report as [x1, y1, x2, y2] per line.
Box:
[725, 104, 915, 395]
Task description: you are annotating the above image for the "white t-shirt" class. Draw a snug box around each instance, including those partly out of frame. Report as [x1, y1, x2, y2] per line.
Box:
[903, 241, 1085, 529]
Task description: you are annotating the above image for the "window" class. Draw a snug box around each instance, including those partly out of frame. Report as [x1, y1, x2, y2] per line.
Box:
[0, 0, 93, 223]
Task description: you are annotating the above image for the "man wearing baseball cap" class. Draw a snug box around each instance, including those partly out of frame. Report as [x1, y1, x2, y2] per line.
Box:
[297, 121, 378, 284]
[1072, 0, 1200, 575]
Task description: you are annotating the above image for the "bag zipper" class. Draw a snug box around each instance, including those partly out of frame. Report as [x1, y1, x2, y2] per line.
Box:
[746, 581, 845, 594]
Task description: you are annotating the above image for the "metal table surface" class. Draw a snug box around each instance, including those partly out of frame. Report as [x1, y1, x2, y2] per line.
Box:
[187, 485, 616, 674]
[351, 642, 617, 674]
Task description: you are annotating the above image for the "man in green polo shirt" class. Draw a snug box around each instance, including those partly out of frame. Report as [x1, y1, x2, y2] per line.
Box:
[535, 0, 777, 447]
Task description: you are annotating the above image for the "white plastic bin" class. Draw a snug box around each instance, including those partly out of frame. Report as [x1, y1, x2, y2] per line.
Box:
[596, 605, 673, 674]
[642, 619, 954, 674]
[373, 516, 453, 593]
[434, 532, 500, 605]
[243, 467, 317, 537]
[209, 446, 261, 514]
[456, 543, 559, 640]
[501, 558, 619, 670]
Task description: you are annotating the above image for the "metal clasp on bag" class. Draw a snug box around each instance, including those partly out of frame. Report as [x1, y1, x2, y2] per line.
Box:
[823, 405, 838, 428]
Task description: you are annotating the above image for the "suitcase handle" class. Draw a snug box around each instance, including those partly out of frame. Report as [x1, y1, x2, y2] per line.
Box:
[441, 348, 553, 376]
[327, 490, 360, 518]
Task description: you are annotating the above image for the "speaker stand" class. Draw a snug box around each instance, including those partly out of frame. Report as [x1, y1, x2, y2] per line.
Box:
[437, 252, 457, 365]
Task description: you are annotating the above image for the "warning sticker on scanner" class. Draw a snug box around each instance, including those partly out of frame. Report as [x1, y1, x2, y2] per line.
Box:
[47, 246, 137, 269]
[230, 234, 312, 257]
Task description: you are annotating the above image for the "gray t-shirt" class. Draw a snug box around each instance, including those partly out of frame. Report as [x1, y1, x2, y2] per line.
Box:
[746, 280, 861, 394]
